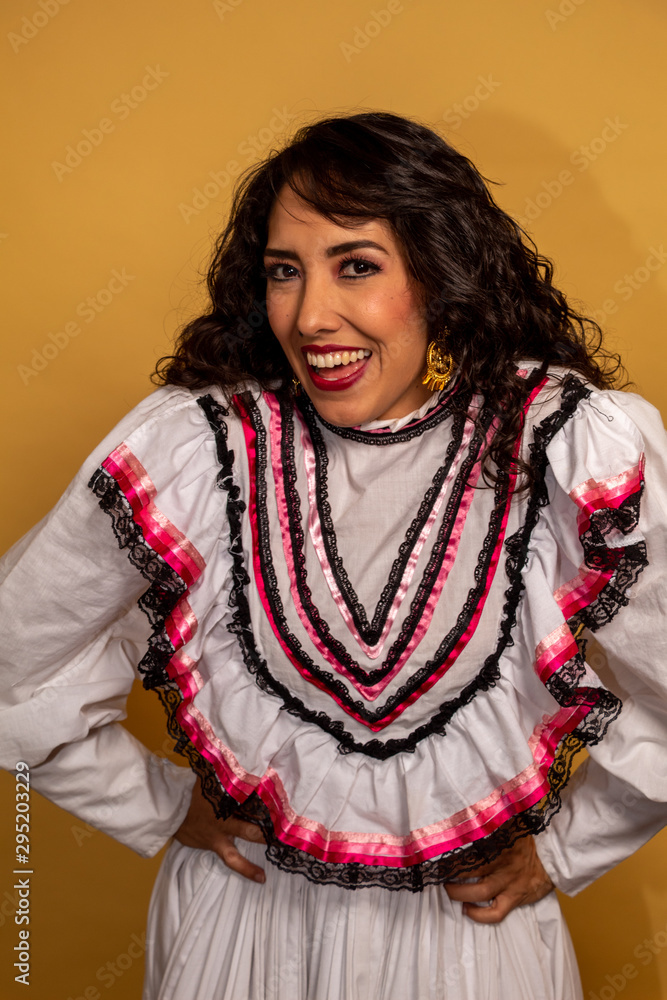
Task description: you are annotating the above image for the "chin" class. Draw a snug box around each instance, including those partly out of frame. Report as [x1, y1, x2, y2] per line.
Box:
[304, 393, 375, 428]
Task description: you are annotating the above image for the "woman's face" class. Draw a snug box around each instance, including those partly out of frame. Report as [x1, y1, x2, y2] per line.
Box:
[263, 184, 434, 427]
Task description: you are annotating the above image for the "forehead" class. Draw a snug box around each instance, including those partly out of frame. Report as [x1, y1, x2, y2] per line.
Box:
[266, 184, 392, 244]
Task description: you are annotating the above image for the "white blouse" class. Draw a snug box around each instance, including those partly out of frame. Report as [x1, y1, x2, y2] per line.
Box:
[1, 366, 667, 898]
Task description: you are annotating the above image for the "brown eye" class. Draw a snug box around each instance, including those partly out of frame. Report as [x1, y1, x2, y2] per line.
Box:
[262, 263, 299, 282]
[339, 255, 382, 278]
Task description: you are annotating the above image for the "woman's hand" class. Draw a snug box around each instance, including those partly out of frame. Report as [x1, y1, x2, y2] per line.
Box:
[444, 834, 554, 924]
[174, 776, 267, 883]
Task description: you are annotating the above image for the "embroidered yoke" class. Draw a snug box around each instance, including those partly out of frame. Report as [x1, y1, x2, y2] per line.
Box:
[78, 370, 651, 890]
[2, 367, 667, 999]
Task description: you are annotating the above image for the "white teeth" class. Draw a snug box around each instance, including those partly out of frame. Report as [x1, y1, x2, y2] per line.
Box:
[308, 349, 371, 369]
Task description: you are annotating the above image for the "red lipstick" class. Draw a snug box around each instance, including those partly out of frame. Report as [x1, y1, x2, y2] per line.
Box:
[299, 344, 371, 393]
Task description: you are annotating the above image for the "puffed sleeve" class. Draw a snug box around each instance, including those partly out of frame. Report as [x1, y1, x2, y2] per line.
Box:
[533, 387, 667, 895]
[0, 386, 237, 857]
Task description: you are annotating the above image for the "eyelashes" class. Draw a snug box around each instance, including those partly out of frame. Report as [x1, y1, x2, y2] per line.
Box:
[261, 254, 383, 282]
[337, 254, 382, 277]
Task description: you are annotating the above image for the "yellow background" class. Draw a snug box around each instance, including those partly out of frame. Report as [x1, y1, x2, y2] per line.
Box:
[1, 1, 666, 997]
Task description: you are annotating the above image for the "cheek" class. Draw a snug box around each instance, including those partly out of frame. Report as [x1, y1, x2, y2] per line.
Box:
[266, 291, 294, 329]
[381, 288, 426, 337]
[386, 316, 428, 364]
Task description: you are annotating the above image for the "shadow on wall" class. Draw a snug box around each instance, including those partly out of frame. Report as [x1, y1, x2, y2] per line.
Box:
[434, 107, 667, 415]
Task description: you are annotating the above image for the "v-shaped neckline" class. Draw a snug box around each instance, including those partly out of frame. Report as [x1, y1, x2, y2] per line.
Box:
[295, 393, 475, 658]
[203, 370, 559, 739]
[237, 389, 518, 726]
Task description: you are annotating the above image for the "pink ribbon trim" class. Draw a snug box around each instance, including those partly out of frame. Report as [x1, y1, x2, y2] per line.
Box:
[571, 462, 644, 535]
[553, 461, 644, 619]
[102, 443, 205, 586]
[101, 443, 205, 670]
[534, 623, 580, 683]
[266, 392, 483, 698]
[239, 383, 547, 729]
[167, 645, 592, 864]
[295, 402, 479, 663]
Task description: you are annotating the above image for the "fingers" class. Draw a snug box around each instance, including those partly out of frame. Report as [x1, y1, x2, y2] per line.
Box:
[444, 876, 502, 905]
[462, 895, 515, 925]
[446, 879, 523, 925]
[173, 779, 267, 882]
[445, 870, 555, 925]
[223, 818, 267, 844]
[217, 835, 266, 883]
[444, 835, 556, 924]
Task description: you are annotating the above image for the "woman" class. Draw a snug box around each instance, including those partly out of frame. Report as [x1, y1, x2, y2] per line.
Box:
[2, 111, 667, 1000]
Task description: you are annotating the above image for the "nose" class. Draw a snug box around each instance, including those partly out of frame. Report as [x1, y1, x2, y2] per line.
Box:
[294, 270, 342, 339]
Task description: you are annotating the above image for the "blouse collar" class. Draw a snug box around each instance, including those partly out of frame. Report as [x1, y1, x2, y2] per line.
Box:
[356, 391, 443, 433]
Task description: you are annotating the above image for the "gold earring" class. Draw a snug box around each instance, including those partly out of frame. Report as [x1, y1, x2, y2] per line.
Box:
[291, 376, 302, 396]
[422, 331, 454, 392]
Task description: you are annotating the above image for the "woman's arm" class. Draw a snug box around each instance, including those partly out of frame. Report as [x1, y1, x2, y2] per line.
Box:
[451, 386, 667, 917]
[533, 389, 667, 895]
[0, 391, 206, 856]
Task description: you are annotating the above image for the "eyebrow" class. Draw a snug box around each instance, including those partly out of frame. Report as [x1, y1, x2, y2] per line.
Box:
[262, 239, 390, 260]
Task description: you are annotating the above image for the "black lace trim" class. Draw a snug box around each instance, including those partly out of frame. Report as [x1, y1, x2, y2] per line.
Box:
[151, 678, 618, 892]
[239, 391, 516, 738]
[567, 487, 648, 634]
[84, 377, 640, 891]
[301, 382, 460, 445]
[88, 461, 231, 817]
[274, 393, 492, 682]
[293, 391, 478, 645]
[88, 466, 187, 691]
[239, 727, 599, 890]
[208, 378, 617, 758]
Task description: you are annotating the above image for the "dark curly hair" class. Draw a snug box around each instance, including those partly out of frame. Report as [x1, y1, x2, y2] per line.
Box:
[154, 110, 625, 487]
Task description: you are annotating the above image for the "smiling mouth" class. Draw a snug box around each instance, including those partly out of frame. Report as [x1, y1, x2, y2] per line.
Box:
[300, 345, 372, 391]
[305, 348, 372, 374]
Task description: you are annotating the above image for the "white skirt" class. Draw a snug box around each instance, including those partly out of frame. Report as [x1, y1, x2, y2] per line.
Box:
[142, 839, 583, 1000]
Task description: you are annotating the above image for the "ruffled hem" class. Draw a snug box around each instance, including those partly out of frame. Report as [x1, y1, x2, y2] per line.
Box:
[84, 375, 649, 889]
